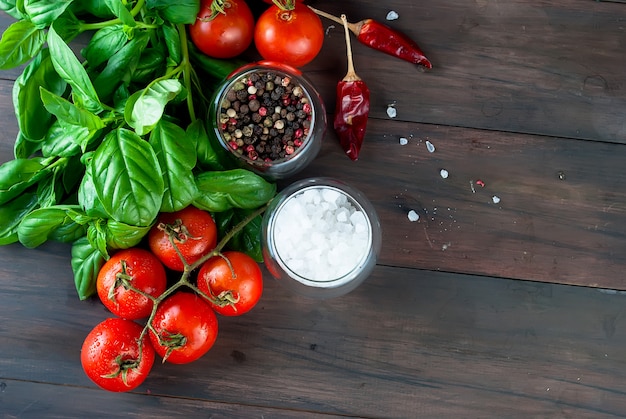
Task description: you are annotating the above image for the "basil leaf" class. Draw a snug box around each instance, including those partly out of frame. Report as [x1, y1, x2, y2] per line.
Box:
[90, 128, 164, 226]
[87, 219, 108, 258]
[18, 206, 87, 248]
[93, 31, 149, 103]
[40, 87, 105, 132]
[125, 79, 182, 135]
[229, 210, 264, 262]
[24, 0, 73, 28]
[150, 120, 198, 212]
[47, 25, 102, 113]
[71, 236, 105, 300]
[35, 170, 64, 207]
[103, 0, 136, 27]
[193, 169, 276, 212]
[71, 0, 114, 19]
[0, 192, 39, 245]
[216, 209, 264, 262]
[81, 24, 128, 69]
[53, 9, 82, 42]
[0, 0, 23, 19]
[42, 120, 83, 157]
[14, 131, 42, 159]
[161, 23, 181, 65]
[131, 47, 165, 84]
[146, 0, 200, 24]
[0, 20, 45, 70]
[187, 119, 225, 171]
[13, 49, 66, 141]
[0, 158, 48, 205]
[78, 163, 110, 219]
[106, 219, 150, 249]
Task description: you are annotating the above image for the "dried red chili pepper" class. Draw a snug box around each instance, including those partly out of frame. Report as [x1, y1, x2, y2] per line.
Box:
[310, 7, 432, 69]
[334, 14, 370, 161]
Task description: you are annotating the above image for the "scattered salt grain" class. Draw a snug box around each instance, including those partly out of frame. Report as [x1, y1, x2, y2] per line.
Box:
[399, 137, 408, 145]
[273, 187, 370, 282]
[426, 140, 435, 153]
[408, 210, 420, 222]
[440, 169, 449, 179]
[492, 195, 501, 204]
[386, 10, 399, 21]
[386, 105, 397, 118]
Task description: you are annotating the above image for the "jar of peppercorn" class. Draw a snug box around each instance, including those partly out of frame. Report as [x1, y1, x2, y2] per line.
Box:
[207, 61, 327, 181]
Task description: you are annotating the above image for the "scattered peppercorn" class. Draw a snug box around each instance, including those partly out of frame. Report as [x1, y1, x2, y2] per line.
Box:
[219, 70, 314, 162]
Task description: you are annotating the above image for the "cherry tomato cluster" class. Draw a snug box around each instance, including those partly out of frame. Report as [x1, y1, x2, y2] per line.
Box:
[80, 206, 264, 392]
[189, 0, 324, 68]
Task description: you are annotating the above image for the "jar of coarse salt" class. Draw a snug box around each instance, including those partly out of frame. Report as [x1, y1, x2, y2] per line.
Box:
[261, 177, 381, 298]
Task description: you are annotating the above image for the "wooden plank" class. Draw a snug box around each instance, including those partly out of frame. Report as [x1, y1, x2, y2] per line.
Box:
[3, 0, 626, 143]
[1, 78, 625, 290]
[294, 118, 626, 289]
[2, 243, 626, 418]
[303, 0, 626, 143]
[0, 380, 339, 419]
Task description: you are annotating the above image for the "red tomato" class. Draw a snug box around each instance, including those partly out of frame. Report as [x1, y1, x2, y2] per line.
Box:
[96, 248, 167, 320]
[197, 251, 263, 316]
[149, 292, 219, 364]
[148, 206, 218, 271]
[189, 0, 255, 59]
[81, 318, 155, 392]
[254, 2, 324, 67]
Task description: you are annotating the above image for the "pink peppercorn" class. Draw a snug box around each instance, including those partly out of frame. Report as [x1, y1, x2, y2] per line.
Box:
[294, 128, 304, 139]
[285, 145, 295, 155]
[294, 139, 303, 147]
[302, 103, 312, 114]
[258, 107, 267, 116]
[229, 141, 238, 150]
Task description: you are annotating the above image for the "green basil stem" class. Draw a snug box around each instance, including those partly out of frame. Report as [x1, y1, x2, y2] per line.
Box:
[79, 0, 147, 32]
[177, 23, 196, 122]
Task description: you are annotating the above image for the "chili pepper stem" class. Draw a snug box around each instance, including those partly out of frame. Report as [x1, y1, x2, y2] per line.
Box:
[308, 6, 361, 36]
[340, 14, 361, 82]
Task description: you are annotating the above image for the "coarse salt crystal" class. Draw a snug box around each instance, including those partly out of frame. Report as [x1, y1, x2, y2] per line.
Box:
[408, 210, 420, 222]
[386, 10, 399, 20]
[386, 105, 397, 118]
[426, 140, 435, 153]
[492, 195, 501, 204]
[273, 187, 371, 283]
[399, 137, 408, 145]
[440, 169, 449, 179]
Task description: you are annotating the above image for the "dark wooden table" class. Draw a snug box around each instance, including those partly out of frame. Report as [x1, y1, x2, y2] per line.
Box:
[2, 1, 626, 417]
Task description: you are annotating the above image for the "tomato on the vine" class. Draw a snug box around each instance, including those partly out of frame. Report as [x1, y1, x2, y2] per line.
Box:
[149, 292, 218, 364]
[81, 318, 155, 392]
[189, 0, 255, 59]
[254, 1, 324, 68]
[96, 248, 167, 320]
[148, 206, 218, 271]
[197, 251, 263, 316]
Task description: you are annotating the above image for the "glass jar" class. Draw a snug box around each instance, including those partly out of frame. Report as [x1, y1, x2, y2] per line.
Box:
[207, 61, 326, 181]
[262, 178, 382, 299]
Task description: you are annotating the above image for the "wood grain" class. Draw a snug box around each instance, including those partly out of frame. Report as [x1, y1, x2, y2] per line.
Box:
[2, 243, 626, 418]
[2, 0, 626, 417]
[295, 119, 626, 289]
[303, 0, 626, 143]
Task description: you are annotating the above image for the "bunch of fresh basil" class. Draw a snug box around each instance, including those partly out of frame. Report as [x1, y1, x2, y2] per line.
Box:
[0, 0, 277, 299]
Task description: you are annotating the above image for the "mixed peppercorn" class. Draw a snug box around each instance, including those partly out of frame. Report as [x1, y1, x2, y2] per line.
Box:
[218, 71, 314, 162]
